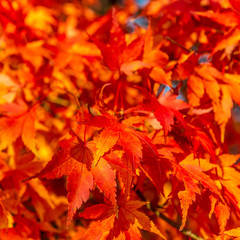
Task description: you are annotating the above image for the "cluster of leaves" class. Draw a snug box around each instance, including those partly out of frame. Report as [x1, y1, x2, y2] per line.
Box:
[1, 0, 240, 239]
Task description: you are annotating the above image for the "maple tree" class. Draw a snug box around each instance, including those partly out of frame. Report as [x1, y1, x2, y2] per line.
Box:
[1, 0, 240, 239]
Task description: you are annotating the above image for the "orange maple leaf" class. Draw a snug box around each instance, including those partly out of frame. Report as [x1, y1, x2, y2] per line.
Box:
[67, 163, 93, 226]
[0, 99, 37, 153]
[80, 200, 166, 239]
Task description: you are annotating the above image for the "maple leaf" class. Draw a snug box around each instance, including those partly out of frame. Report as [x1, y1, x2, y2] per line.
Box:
[80, 112, 147, 200]
[118, 224, 142, 240]
[217, 154, 240, 213]
[82, 113, 143, 170]
[178, 189, 197, 231]
[82, 215, 116, 240]
[67, 163, 93, 226]
[117, 200, 165, 239]
[0, 74, 19, 104]
[80, 200, 166, 239]
[140, 145, 169, 193]
[29, 129, 94, 179]
[103, 150, 132, 173]
[93, 126, 120, 165]
[91, 158, 117, 207]
[187, 74, 205, 106]
[26, 129, 96, 224]
[143, 25, 169, 67]
[0, 99, 37, 153]
[214, 201, 230, 237]
[187, 124, 216, 160]
[29, 150, 94, 226]
[212, 28, 240, 56]
[30, 142, 76, 180]
[143, 24, 170, 85]
[91, 9, 144, 75]
[79, 203, 116, 239]
[90, 10, 170, 78]
[27, 179, 64, 221]
[134, 86, 188, 136]
[79, 203, 114, 220]
[69, 129, 94, 170]
[2, 0, 240, 239]
[225, 227, 240, 238]
[186, 63, 240, 142]
[27, 124, 118, 225]
[193, 10, 240, 28]
[175, 164, 200, 230]
[179, 160, 220, 196]
[174, 154, 221, 230]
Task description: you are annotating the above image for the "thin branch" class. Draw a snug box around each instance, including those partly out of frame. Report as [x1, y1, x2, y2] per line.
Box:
[165, 36, 211, 55]
[165, 36, 194, 53]
[136, 189, 204, 240]
[157, 212, 204, 240]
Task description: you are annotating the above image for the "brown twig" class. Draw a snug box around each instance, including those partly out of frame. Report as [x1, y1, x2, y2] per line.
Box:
[135, 189, 205, 240]
[165, 36, 194, 53]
